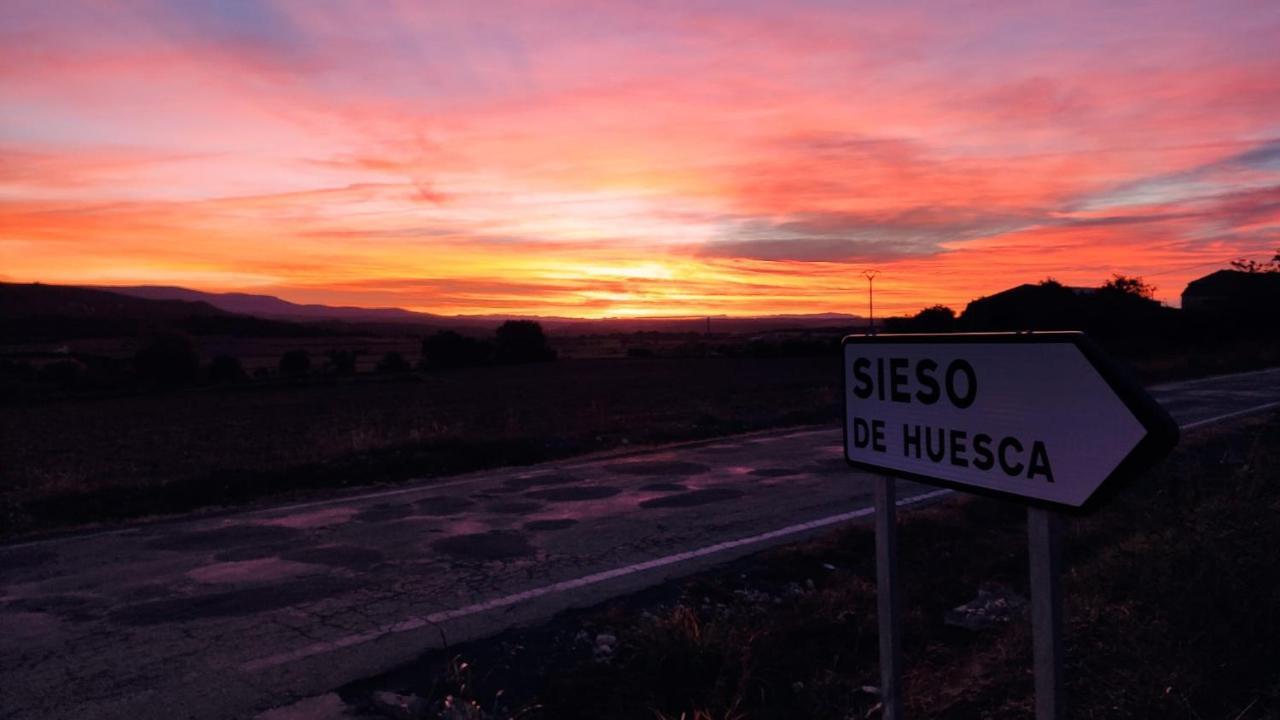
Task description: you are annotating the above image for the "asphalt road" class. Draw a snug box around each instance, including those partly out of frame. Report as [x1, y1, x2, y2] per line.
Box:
[3, 367, 1279, 720]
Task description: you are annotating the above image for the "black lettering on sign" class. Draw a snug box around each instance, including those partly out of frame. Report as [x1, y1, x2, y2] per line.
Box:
[998, 437, 1024, 476]
[946, 359, 978, 409]
[915, 359, 940, 404]
[949, 429, 968, 467]
[852, 417, 871, 448]
[851, 357, 978, 409]
[973, 433, 994, 470]
[903, 423, 921, 458]
[872, 419, 887, 452]
[889, 358, 910, 403]
[851, 358, 872, 399]
[1028, 441, 1054, 482]
[925, 426, 945, 462]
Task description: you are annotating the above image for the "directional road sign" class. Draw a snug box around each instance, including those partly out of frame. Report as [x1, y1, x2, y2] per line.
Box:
[843, 332, 1178, 511]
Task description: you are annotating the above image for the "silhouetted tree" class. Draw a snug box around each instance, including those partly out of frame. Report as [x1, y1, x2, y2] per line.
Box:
[279, 349, 311, 378]
[1100, 274, 1156, 299]
[420, 331, 492, 369]
[376, 351, 411, 374]
[495, 320, 556, 364]
[891, 304, 957, 333]
[134, 333, 200, 384]
[207, 355, 246, 383]
[327, 349, 357, 375]
[1230, 249, 1280, 273]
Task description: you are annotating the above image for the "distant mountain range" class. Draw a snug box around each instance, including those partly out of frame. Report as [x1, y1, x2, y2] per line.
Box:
[0, 282, 319, 340]
[0, 281, 866, 340]
[94, 285, 435, 323]
[92, 284, 864, 333]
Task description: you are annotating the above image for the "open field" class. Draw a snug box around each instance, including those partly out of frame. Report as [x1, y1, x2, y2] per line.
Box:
[0, 356, 841, 537]
[5, 338, 1280, 539]
[345, 412, 1280, 719]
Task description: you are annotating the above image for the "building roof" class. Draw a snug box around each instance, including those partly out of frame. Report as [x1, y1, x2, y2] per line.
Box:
[1182, 270, 1280, 298]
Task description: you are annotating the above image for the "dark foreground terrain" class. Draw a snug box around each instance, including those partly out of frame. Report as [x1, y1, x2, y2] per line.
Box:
[344, 412, 1280, 720]
[2, 370, 1276, 719]
[0, 356, 840, 537]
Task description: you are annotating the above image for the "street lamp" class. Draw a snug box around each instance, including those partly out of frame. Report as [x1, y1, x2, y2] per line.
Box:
[862, 269, 880, 335]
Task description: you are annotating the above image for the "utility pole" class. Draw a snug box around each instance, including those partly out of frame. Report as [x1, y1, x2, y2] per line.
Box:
[862, 269, 880, 335]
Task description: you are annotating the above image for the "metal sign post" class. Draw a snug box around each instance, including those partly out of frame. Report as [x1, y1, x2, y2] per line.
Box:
[843, 332, 1178, 718]
[1028, 507, 1065, 720]
[875, 475, 903, 720]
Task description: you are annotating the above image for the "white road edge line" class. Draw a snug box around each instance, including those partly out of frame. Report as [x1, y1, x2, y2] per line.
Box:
[1178, 400, 1280, 430]
[242, 487, 955, 672]
[1150, 366, 1280, 392]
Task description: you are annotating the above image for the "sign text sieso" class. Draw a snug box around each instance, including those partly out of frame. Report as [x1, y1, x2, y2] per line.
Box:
[848, 355, 1054, 483]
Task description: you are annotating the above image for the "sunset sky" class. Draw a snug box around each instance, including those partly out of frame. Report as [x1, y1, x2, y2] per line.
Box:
[2, 1, 1278, 317]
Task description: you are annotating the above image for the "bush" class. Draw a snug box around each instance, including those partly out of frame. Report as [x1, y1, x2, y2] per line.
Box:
[495, 320, 557, 364]
[886, 305, 957, 333]
[327, 350, 357, 376]
[134, 333, 200, 384]
[279, 349, 311, 378]
[421, 331, 492, 370]
[207, 355, 246, 383]
[376, 351, 411, 374]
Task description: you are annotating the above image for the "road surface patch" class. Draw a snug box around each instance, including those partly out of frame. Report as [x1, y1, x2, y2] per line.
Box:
[110, 576, 361, 625]
[282, 546, 386, 569]
[525, 486, 622, 502]
[259, 507, 359, 529]
[412, 496, 476, 515]
[524, 519, 578, 532]
[145, 525, 302, 552]
[215, 544, 295, 562]
[354, 504, 415, 523]
[5, 594, 102, 622]
[639, 488, 746, 509]
[638, 482, 687, 492]
[485, 500, 546, 514]
[605, 461, 710, 476]
[502, 473, 581, 490]
[750, 468, 802, 478]
[187, 558, 321, 584]
[431, 531, 535, 561]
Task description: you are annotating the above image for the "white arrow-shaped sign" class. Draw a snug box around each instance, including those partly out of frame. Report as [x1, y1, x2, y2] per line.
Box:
[843, 332, 1178, 510]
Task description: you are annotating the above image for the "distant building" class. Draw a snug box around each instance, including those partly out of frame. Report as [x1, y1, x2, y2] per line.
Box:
[1181, 270, 1280, 313]
[959, 279, 1171, 337]
[960, 282, 1086, 331]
